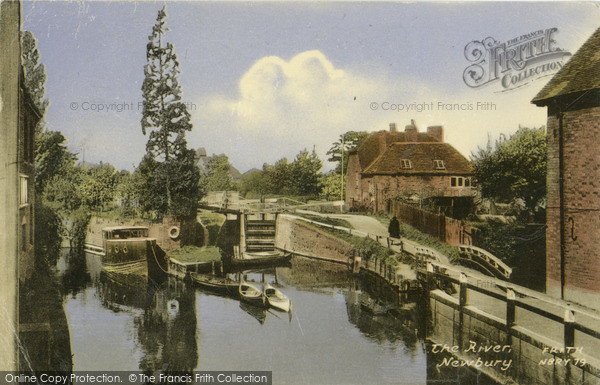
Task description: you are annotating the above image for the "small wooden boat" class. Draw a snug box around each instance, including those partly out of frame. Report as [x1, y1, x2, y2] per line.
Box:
[239, 280, 265, 306]
[264, 283, 291, 312]
[230, 251, 292, 270]
[190, 272, 238, 296]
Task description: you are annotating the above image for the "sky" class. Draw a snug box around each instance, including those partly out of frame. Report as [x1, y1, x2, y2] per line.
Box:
[22, 1, 600, 173]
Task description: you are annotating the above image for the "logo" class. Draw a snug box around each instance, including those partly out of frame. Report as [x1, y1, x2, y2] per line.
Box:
[463, 28, 571, 91]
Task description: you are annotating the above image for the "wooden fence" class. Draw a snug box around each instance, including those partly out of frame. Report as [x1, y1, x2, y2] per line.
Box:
[388, 200, 471, 246]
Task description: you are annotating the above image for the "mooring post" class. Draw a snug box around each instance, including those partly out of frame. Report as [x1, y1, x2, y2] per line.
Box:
[458, 273, 468, 348]
[564, 307, 575, 348]
[506, 288, 516, 330]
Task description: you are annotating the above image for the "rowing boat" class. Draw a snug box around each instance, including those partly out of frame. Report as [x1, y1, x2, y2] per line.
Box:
[190, 272, 239, 296]
[264, 283, 291, 312]
[239, 280, 265, 306]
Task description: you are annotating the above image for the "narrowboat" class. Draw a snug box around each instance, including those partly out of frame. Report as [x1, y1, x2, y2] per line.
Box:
[101, 226, 158, 276]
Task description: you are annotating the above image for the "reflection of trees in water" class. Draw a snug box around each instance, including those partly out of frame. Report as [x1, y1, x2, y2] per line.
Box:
[135, 277, 199, 373]
[344, 278, 420, 353]
[61, 249, 91, 297]
[19, 252, 72, 373]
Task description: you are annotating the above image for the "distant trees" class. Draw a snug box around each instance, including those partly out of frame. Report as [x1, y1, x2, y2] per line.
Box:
[139, 6, 200, 218]
[240, 149, 323, 199]
[200, 155, 237, 192]
[471, 126, 547, 219]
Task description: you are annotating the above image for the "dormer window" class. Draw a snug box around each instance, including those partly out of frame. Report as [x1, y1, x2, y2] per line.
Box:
[434, 160, 445, 170]
[401, 159, 412, 169]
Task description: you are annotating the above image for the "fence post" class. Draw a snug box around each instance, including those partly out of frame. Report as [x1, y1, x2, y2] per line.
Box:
[564, 307, 575, 348]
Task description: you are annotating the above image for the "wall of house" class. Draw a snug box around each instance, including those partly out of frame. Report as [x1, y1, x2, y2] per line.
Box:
[546, 105, 600, 309]
[0, 0, 22, 371]
[348, 173, 475, 212]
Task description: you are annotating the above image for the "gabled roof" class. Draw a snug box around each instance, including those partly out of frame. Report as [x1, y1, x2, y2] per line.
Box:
[532, 26, 600, 105]
[362, 142, 473, 176]
[354, 130, 439, 170]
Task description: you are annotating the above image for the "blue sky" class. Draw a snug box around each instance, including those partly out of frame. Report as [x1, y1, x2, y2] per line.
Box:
[22, 1, 600, 172]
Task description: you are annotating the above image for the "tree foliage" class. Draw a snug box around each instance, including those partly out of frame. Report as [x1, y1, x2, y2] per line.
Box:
[200, 155, 237, 192]
[471, 127, 547, 216]
[21, 30, 49, 130]
[139, 7, 201, 217]
[326, 131, 369, 172]
[240, 149, 323, 198]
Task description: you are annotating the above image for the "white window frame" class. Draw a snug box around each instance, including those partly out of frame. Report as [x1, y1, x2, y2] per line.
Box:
[19, 175, 29, 206]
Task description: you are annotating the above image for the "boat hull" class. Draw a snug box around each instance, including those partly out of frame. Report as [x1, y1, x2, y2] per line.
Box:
[231, 252, 292, 270]
[190, 272, 239, 296]
[239, 283, 265, 307]
[264, 284, 291, 312]
[102, 238, 156, 276]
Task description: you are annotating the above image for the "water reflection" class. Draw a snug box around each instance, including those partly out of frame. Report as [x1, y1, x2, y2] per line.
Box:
[135, 277, 199, 373]
[49, 251, 503, 384]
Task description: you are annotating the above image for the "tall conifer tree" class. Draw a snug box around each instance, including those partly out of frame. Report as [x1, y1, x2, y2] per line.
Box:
[140, 7, 199, 216]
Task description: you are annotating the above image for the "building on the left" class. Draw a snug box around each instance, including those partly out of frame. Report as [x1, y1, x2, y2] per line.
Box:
[0, 0, 42, 370]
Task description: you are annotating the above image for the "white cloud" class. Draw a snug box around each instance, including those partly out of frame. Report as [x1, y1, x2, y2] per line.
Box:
[189, 49, 549, 173]
[190, 50, 405, 172]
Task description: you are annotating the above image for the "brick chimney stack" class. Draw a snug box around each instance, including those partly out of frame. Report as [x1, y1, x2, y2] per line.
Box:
[427, 125, 444, 142]
[389, 123, 398, 132]
[405, 119, 418, 141]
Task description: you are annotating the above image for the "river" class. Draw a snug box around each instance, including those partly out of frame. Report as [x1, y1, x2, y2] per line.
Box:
[45, 250, 499, 384]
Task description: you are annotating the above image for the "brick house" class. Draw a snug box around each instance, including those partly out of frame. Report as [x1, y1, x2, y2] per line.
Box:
[0, 0, 41, 370]
[346, 121, 475, 216]
[532, 27, 600, 309]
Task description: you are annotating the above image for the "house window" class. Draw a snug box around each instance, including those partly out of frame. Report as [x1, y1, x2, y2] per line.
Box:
[401, 159, 412, 169]
[20, 176, 29, 205]
[355, 174, 360, 188]
[434, 160, 445, 170]
[451, 177, 472, 187]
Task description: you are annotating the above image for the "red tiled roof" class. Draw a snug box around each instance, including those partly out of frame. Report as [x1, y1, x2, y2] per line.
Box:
[532, 26, 600, 104]
[355, 130, 439, 170]
[362, 142, 473, 175]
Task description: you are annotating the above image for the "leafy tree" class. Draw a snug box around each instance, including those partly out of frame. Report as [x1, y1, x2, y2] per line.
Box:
[239, 169, 268, 197]
[290, 148, 322, 196]
[140, 7, 200, 217]
[21, 30, 49, 131]
[201, 155, 237, 192]
[327, 131, 369, 172]
[79, 162, 117, 211]
[320, 171, 343, 201]
[34, 130, 77, 194]
[471, 127, 547, 217]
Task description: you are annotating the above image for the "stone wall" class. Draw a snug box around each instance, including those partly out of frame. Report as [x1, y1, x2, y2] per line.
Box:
[429, 290, 600, 385]
[274, 214, 354, 264]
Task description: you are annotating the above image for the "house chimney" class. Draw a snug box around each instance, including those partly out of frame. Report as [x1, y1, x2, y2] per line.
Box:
[405, 119, 418, 141]
[389, 123, 397, 132]
[427, 125, 444, 142]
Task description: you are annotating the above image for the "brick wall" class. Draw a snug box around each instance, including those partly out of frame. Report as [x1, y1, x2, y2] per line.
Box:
[274, 214, 354, 264]
[349, 172, 474, 212]
[546, 106, 600, 308]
